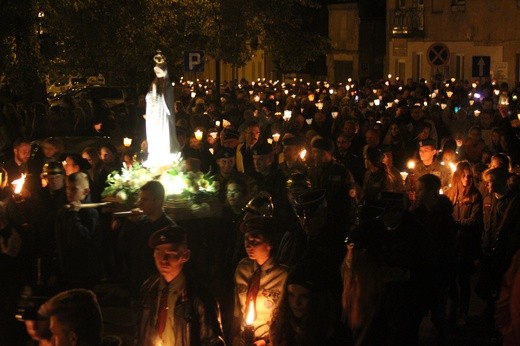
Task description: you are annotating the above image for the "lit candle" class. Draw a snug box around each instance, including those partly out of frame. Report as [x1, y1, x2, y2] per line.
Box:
[299, 149, 307, 161]
[308, 94, 315, 102]
[283, 110, 292, 121]
[448, 162, 457, 173]
[331, 111, 339, 119]
[194, 129, 203, 141]
[267, 138, 273, 144]
[306, 118, 313, 125]
[123, 137, 132, 147]
[190, 91, 196, 98]
[244, 301, 255, 346]
[215, 120, 221, 127]
[441, 103, 447, 110]
[494, 89, 500, 96]
[447, 91, 453, 98]
[407, 160, 415, 171]
[223, 119, 231, 128]
[474, 110, 481, 117]
[12, 173, 26, 195]
[209, 131, 218, 139]
[272, 133, 280, 142]
[209, 148, 214, 155]
[517, 113, 520, 120]
[400, 172, 408, 185]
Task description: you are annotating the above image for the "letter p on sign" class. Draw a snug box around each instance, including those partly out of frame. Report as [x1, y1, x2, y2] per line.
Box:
[184, 51, 205, 72]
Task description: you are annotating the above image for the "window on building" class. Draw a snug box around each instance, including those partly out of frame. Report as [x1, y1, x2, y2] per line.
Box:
[515, 54, 520, 86]
[396, 60, 406, 80]
[413, 53, 422, 82]
[455, 55, 465, 81]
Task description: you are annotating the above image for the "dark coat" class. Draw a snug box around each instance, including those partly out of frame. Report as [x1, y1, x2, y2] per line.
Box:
[136, 272, 225, 346]
[55, 204, 101, 288]
[448, 186, 483, 262]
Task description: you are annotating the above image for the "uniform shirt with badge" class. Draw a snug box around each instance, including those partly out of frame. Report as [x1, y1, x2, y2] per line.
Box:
[234, 256, 288, 341]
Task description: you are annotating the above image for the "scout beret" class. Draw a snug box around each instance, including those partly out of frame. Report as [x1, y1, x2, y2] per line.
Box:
[418, 138, 436, 149]
[282, 135, 302, 147]
[148, 225, 187, 248]
[214, 147, 236, 159]
[311, 137, 334, 152]
[239, 216, 275, 244]
[293, 189, 326, 214]
[252, 141, 273, 156]
[222, 128, 240, 140]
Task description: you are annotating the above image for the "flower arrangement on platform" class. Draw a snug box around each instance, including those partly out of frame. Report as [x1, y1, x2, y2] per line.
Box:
[101, 160, 219, 208]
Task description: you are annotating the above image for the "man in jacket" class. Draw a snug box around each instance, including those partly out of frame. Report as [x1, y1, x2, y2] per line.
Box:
[136, 225, 224, 346]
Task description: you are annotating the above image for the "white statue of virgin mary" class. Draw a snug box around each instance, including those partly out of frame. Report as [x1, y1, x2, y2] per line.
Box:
[144, 50, 181, 168]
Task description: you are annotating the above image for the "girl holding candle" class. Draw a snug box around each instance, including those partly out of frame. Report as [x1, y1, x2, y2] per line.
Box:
[446, 161, 483, 325]
[232, 216, 288, 346]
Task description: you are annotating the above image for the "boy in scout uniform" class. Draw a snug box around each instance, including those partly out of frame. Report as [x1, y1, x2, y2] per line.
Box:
[415, 139, 451, 191]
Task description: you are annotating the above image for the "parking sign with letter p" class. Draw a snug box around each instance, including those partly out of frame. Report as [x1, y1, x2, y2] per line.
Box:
[184, 51, 205, 72]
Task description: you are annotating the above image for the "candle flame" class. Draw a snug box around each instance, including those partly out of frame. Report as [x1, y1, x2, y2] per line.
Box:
[448, 162, 457, 173]
[407, 160, 415, 170]
[246, 300, 255, 326]
[12, 173, 26, 194]
[299, 149, 307, 160]
[194, 129, 203, 141]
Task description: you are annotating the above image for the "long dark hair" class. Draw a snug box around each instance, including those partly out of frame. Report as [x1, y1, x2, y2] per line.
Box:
[447, 160, 478, 203]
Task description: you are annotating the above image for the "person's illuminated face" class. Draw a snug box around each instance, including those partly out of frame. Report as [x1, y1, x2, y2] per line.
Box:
[390, 124, 399, 137]
[311, 148, 332, 165]
[419, 146, 436, 164]
[14, 143, 31, 164]
[253, 154, 272, 174]
[245, 126, 260, 147]
[283, 146, 299, 163]
[42, 143, 59, 159]
[226, 183, 245, 209]
[461, 169, 472, 187]
[484, 174, 502, 194]
[244, 233, 271, 264]
[65, 179, 88, 203]
[154, 243, 189, 282]
[138, 190, 162, 216]
[45, 174, 65, 191]
[99, 147, 115, 163]
[288, 284, 310, 319]
[217, 157, 236, 176]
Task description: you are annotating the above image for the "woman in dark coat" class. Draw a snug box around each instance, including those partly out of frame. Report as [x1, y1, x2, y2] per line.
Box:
[446, 160, 483, 324]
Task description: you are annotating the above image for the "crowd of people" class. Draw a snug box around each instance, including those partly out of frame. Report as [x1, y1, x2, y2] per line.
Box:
[1, 75, 520, 345]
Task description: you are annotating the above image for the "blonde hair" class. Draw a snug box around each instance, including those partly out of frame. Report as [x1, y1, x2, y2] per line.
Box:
[67, 172, 90, 190]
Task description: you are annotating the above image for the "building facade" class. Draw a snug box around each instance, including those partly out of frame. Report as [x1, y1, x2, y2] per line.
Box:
[388, 0, 520, 85]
